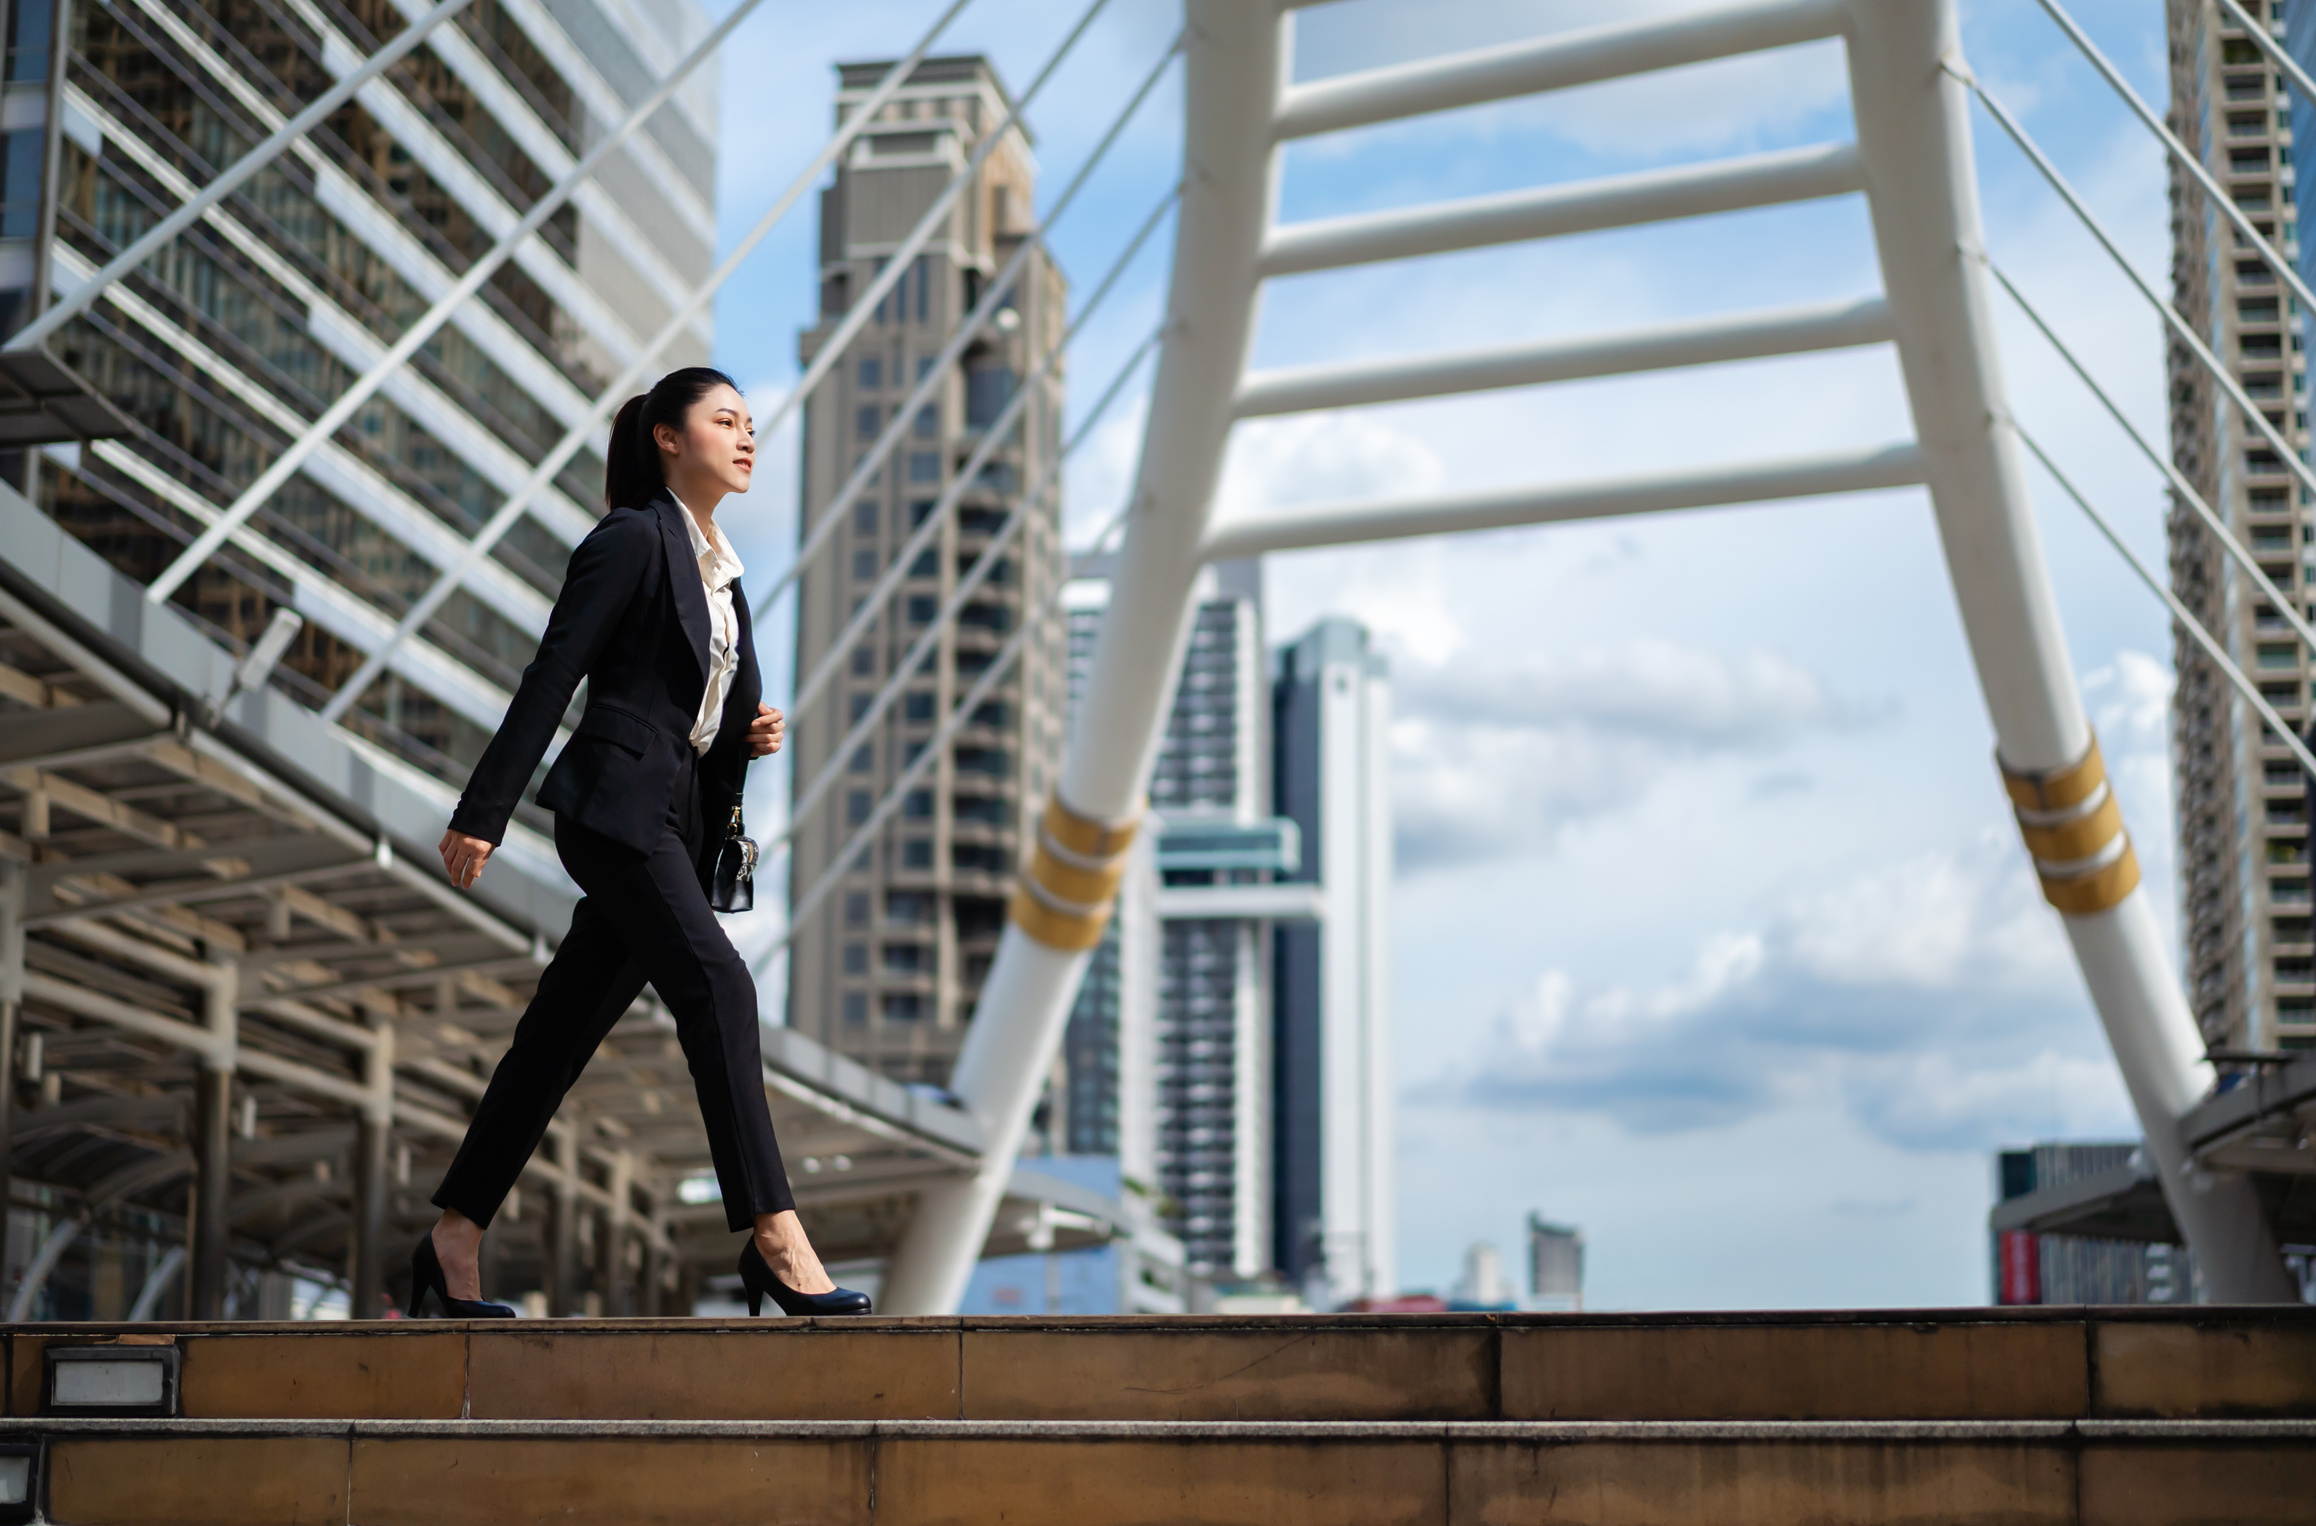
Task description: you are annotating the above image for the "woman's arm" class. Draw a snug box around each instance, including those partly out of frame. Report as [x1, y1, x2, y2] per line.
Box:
[446, 512, 653, 855]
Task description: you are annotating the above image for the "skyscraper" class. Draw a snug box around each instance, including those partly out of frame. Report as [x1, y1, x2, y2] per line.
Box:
[5, 0, 717, 790]
[1273, 616, 1395, 1308]
[1063, 559, 1290, 1281]
[787, 56, 1069, 1080]
[1526, 1213, 1583, 1312]
[1146, 559, 1280, 1281]
[2168, 0, 2314, 1057]
[1059, 566, 1399, 1300]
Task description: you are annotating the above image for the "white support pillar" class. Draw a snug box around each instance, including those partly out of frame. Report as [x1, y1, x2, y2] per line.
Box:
[349, 1014, 394, 1319]
[877, 0, 1288, 1316]
[190, 951, 238, 1319]
[1843, 0, 2295, 1300]
[0, 860, 21, 1307]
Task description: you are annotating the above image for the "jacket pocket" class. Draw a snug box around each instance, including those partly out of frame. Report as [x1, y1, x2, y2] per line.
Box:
[572, 704, 658, 757]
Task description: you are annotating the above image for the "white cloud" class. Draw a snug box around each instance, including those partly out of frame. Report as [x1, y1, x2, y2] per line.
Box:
[1429, 837, 2134, 1151]
[1220, 411, 1448, 513]
[1390, 639, 1865, 868]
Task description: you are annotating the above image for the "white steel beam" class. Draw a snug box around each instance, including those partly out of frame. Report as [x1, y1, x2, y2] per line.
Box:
[1260, 142, 1862, 277]
[1273, 0, 1845, 139]
[878, 0, 1284, 1317]
[312, 0, 980, 724]
[1233, 296, 1892, 417]
[1843, 0, 2296, 1301]
[4, 0, 477, 355]
[1200, 443, 1922, 561]
[144, 0, 773, 606]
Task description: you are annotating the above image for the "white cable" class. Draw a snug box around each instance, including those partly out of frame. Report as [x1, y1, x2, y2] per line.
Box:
[781, 321, 1164, 854]
[738, 0, 1119, 473]
[749, 34, 1182, 622]
[1986, 256, 2316, 663]
[314, 0, 981, 723]
[7, 0, 479, 354]
[2214, 0, 2312, 113]
[752, 500, 1136, 978]
[145, 0, 776, 605]
[738, 321, 1161, 983]
[1963, 71, 2316, 657]
[2016, 425, 2316, 786]
[782, 185, 1178, 724]
[2031, 0, 2316, 344]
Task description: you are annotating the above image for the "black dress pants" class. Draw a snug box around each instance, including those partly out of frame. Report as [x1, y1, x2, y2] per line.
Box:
[433, 751, 794, 1233]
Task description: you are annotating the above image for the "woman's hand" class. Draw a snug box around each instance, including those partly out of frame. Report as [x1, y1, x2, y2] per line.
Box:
[439, 829, 494, 889]
[747, 703, 784, 758]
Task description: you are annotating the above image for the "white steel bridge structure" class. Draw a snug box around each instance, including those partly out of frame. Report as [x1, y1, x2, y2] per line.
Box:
[0, 0, 2305, 1318]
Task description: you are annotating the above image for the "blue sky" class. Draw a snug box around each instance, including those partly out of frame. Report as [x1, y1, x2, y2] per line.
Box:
[697, 0, 2187, 1309]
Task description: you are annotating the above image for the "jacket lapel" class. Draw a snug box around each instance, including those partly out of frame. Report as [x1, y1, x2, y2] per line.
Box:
[653, 491, 712, 688]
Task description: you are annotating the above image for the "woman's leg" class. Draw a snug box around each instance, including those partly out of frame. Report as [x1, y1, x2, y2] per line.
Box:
[426, 828, 651, 1296]
[566, 816, 809, 1257]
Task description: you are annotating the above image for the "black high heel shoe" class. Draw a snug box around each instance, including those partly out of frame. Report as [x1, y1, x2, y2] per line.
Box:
[738, 1238, 871, 1317]
[410, 1232, 517, 1319]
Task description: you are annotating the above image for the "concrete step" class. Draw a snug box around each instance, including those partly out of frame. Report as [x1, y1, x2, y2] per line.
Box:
[5, 1310, 2313, 1523]
[10, 1414, 2316, 1524]
[7, 1309, 2316, 1424]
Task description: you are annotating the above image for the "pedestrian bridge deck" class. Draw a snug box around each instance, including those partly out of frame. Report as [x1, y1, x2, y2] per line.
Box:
[2, 1306, 2311, 1522]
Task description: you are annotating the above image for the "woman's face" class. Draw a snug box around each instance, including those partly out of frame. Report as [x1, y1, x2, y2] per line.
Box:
[656, 383, 755, 501]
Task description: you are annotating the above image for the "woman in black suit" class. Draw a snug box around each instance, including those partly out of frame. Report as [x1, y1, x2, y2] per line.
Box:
[413, 367, 868, 1318]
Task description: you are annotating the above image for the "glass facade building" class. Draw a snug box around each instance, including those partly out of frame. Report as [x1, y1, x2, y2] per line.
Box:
[1, 0, 718, 796]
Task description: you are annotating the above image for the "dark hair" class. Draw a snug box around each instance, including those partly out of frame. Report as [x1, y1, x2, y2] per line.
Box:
[604, 366, 742, 511]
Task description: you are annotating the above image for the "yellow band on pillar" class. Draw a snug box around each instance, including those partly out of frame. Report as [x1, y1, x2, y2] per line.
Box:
[1028, 842, 1129, 907]
[1999, 732, 2140, 915]
[1008, 885, 1112, 951]
[2016, 791, 2124, 863]
[1008, 793, 1142, 951]
[1041, 796, 1140, 859]
[2039, 840, 2141, 915]
[1998, 736, 2107, 813]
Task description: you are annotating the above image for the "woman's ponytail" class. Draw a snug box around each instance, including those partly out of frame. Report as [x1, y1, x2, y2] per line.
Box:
[604, 393, 657, 512]
[602, 367, 742, 512]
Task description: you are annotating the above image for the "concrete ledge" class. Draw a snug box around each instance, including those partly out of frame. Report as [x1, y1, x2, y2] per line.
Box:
[6, 1416, 2315, 1441]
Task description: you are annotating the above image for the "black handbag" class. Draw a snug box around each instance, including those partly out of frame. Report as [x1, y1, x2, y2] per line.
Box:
[711, 804, 757, 913]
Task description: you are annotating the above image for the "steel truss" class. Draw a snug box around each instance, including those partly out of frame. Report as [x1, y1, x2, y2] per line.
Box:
[877, 0, 2304, 1311]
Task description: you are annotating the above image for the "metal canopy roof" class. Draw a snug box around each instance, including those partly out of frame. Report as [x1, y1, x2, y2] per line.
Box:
[0, 485, 1108, 1311]
[1989, 1061, 2316, 1251]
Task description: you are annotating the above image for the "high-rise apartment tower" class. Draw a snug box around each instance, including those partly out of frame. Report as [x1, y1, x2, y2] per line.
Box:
[788, 56, 1068, 1081]
[2168, 0, 2316, 1057]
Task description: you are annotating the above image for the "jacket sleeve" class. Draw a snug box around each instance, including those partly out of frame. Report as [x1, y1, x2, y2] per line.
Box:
[449, 514, 652, 846]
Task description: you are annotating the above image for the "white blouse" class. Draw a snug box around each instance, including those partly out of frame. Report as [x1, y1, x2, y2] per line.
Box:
[673, 494, 744, 754]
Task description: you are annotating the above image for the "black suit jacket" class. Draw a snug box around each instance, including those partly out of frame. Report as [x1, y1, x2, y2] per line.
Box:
[450, 490, 761, 855]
